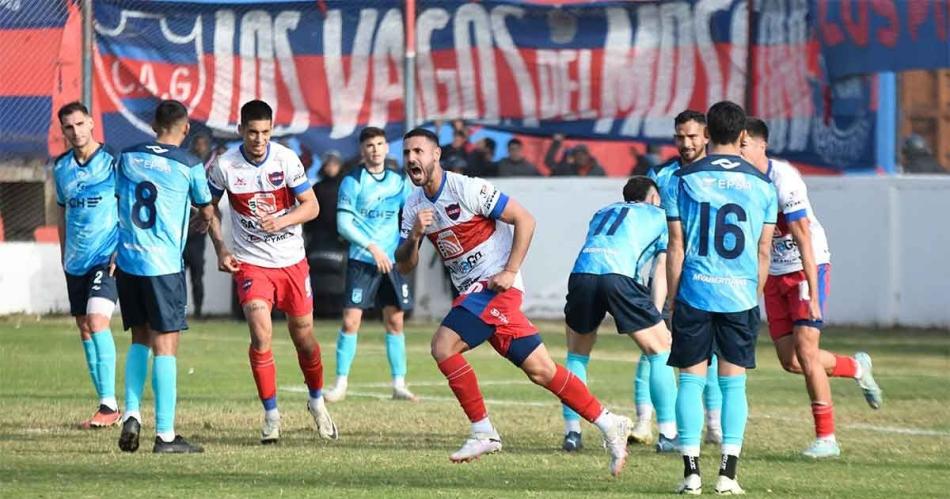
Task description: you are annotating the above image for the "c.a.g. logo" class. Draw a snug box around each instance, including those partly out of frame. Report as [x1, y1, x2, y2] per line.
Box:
[267, 171, 285, 188]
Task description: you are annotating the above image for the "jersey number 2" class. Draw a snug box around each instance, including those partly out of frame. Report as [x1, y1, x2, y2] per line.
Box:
[132, 181, 158, 229]
[698, 202, 745, 259]
[592, 207, 629, 236]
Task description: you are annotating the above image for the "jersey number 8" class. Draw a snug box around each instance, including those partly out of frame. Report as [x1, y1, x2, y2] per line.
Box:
[697, 202, 746, 259]
[132, 181, 158, 230]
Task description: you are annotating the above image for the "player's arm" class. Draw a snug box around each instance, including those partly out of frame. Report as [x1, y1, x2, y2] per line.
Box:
[488, 198, 535, 292]
[786, 217, 820, 319]
[651, 252, 668, 313]
[757, 223, 775, 297]
[206, 195, 240, 273]
[56, 206, 66, 265]
[395, 208, 433, 275]
[337, 179, 392, 273]
[260, 188, 319, 233]
[666, 221, 684, 311]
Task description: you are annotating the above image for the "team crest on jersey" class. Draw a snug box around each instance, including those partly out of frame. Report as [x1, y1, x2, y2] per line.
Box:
[249, 193, 277, 215]
[445, 203, 461, 220]
[435, 230, 464, 259]
[267, 171, 285, 187]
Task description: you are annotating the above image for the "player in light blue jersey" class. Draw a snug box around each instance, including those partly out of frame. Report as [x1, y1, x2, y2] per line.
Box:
[325, 127, 417, 402]
[665, 101, 776, 495]
[53, 102, 121, 429]
[559, 177, 678, 454]
[642, 110, 724, 450]
[115, 100, 213, 454]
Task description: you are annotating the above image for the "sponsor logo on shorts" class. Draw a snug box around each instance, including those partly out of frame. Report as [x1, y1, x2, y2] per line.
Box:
[268, 171, 285, 187]
[242, 279, 253, 291]
[445, 203, 461, 220]
[489, 307, 509, 325]
[351, 288, 363, 304]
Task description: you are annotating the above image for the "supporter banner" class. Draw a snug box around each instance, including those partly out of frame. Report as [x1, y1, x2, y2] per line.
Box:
[56, 1, 872, 169]
[815, 0, 950, 80]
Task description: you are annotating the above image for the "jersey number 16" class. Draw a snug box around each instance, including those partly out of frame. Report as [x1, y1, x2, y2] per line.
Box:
[697, 202, 746, 259]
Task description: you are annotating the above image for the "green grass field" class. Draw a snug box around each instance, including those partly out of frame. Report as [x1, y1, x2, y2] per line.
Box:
[1, 316, 948, 497]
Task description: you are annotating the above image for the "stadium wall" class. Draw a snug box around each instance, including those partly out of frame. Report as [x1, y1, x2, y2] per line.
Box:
[2, 177, 949, 328]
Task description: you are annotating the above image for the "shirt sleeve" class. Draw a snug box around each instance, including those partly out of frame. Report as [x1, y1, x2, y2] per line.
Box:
[189, 162, 213, 206]
[206, 156, 226, 199]
[53, 165, 65, 206]
[661, 174, 680, 220]
[776, 170, 808, 222]
[657, 213, 669, 252]
[287, 154, 310, 196]
[337, 209, 373, 249]
[764, 182, 778, 224]
[337, 174, 359, 215]
[462, 176, 508, 219]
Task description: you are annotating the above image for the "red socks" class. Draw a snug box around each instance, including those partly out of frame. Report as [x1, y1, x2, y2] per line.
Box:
[546, 364, 604, 422]
[811, 402, 835, 438]
[438, 353, 487, 422]
[831, 355, 858, 378]
[297, 344, 324, 393]
[249, 347, 277, 402]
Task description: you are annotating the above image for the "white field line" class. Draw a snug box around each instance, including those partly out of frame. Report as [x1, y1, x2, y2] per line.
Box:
[280, 385, 950, 438]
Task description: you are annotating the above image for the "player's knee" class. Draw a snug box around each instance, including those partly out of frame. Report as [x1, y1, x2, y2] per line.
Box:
[341, 311, 361, 333]
[524, 363, 556, 386]
[84, 314, 110, 333]
[780, 355, 803, 374]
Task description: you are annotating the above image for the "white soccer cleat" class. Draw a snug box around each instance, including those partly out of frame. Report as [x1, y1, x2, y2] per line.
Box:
[714, 475, 745, 495]
[392, 385, 419, 402]
[677, 474, 702, 495]
[628, 419, 654, 445]
[449, 431, 502, 463]
[323, 383, 347, 403]
[307, 398, 339, 440]
[260, 414, 280, 445]
[854, 352, 883, 409]
[602, 415, 632, 477]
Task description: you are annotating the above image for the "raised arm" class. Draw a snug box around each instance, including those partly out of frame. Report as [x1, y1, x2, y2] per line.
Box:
[395, 208, 433, 275]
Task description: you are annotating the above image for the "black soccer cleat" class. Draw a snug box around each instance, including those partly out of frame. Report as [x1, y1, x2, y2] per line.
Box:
[118, 417, 141, 453]
[153, 435, 204, 454]
[562, 431, 583, 452]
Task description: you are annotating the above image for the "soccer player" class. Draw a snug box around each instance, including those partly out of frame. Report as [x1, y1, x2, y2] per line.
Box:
[206, 100, 337, 445]
[395, 128, 631, 476]
[644, 110, 723, 450]
[741, 118, 882, 458]
[115, 100, 212, 453]
[560, 177, 678, 454]
[324, 126, 416, 402]
[665, 101, 776, 494]
[53, 102, 121, 429]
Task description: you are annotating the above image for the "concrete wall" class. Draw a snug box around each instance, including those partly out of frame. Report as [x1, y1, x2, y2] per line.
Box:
[3, 176, 949, 327]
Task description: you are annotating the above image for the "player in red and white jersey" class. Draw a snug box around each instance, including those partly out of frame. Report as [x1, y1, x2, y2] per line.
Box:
[395, 128, 632, 475]
[743, 118, 882, 459]
[207, 100, 337, 445]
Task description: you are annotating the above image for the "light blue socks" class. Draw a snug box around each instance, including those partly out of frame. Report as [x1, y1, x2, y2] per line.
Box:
[124, 343, 150, 416]
[82, 339, 100, 397]
[385, 332, 407, 379]
[91, 330, 116, 404]
[676, 372, 707, 455]
[647, 352, 677, 436]
[153, 355, 177, 437]
[562, 352, 590, 431]
[719, 374, 748, 456]
[336, 331, 358, 377]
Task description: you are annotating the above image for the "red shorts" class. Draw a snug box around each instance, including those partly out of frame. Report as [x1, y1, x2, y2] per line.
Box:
[450, 282, 538, 340]
[234, 259, 313, 317]
[764, 264, 830, 341]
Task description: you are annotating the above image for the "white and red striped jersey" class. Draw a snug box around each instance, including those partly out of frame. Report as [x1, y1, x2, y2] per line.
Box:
[207, 142, 311, 268]
[401, 171, 522, 292]
[768, 159, 831, 275]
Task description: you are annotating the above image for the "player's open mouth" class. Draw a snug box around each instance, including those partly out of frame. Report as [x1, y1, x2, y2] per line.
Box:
[409, 165, 423, 176]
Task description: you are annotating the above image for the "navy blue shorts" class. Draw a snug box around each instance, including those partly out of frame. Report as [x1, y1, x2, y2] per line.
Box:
[65, 263, 118, 316]
[116, 269, 187, 333]
[564, 273, 663, 335]
[669, 300, 759, 369]
[344, 259, 413, 311]
[441, 306, 542, 367]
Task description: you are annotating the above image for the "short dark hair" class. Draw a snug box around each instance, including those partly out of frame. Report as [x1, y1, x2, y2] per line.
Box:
[674, 109, 705, 127]
[745, 117, 769, 142]
[623, 176, 658, 202]
[359, 126, 386, 144]
[403, 127, 440, 146]
[705, 100, 746, 145]
[508, 138, 523, 148]
[57, 101, 89, 124]
[483, 137, 496, 154]
[153, 100, 189, 132]
[240, 100, 273, 125]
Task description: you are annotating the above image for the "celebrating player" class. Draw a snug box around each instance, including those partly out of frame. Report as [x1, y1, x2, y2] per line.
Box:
[53, 102, 121, 429]
[395, 128, 631, 476]
[665, 101, 776, 494]
[325, 126, 416, 402]
[115, 100, 212, 453]
[742, 117, 882, 458]
[559, 177, 678, 454]
[207, 100, 337, 445]
[646, 110, 723, 449]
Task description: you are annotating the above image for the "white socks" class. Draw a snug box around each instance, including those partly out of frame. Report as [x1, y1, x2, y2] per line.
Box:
[471, 417, 494, 435]
[564, 419, 582, 434]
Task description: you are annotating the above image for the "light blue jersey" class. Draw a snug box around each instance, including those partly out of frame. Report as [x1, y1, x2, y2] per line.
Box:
[665, 154, 777, 312]
[571, 201, 668, 285]
[647, 159, 680, 195]
[337, 167, 412, 264]
[53, 146, 120, 276]
[115, 142, 212, 276]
